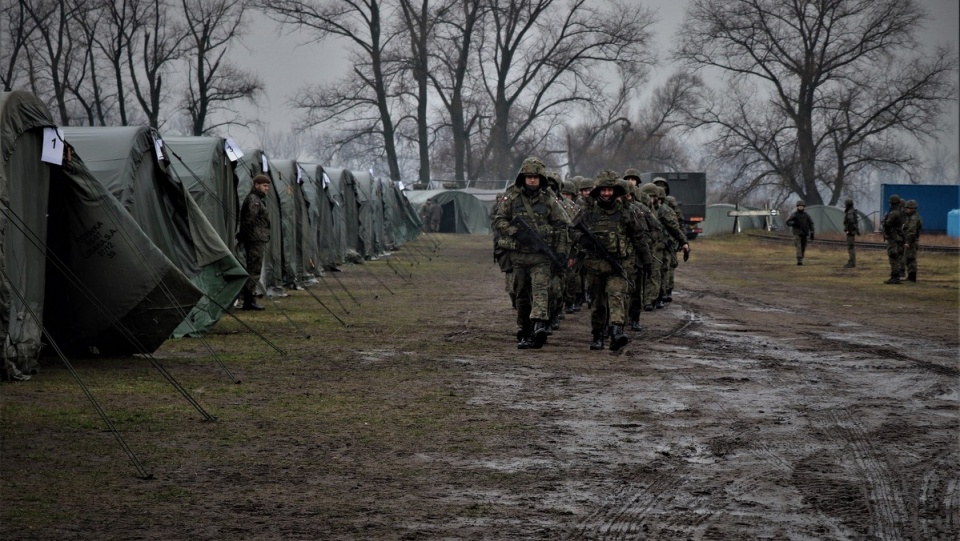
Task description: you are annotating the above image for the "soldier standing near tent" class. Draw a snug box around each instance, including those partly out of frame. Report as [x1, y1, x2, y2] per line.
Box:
[843, 198, 860, 268]
[902, 200, 923, 282]
[882, 194, 905, 284]
[785, 200, 814, 266]
[420, 199, 435, 232]
[238, 174, 271, 310]
[428, 199, 443, 232]
[493, 157, 570, 349]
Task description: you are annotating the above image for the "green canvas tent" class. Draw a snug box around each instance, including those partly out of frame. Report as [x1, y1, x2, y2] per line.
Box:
[326, 168, 363, 263]
[298, 163, 338, 269]
[272, 159, 321, 283]
[353, 169, 384, 259]
[700, 204, 781, 236]
[60, 127, 245, 336]
[381, 179, 422, 247]
[802, 205, 873, 236]
[405, 190, 490, 234]
[235, 149, 286, 296]
[1, 91, 202, 379]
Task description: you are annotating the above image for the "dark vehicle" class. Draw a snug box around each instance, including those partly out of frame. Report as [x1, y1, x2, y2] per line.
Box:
[640, 172, 707, 240]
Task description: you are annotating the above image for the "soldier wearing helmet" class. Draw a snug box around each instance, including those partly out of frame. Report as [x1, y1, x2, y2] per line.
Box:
[238, 174, 272, 310]
[902, 200, 922, 282]
[578, 177, 594, 201]
[785, 199, 815, 266]
[842, 198, 860, 268]
[574, 170, 651, 351]
[882, 194, 905, 284]
[492, 157, 571, 349]
[623, 182, 659, 330]
[662, 196, 684, 303]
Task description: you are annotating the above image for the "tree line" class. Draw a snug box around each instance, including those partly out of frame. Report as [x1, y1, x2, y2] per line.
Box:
[4, 0, 957, 206]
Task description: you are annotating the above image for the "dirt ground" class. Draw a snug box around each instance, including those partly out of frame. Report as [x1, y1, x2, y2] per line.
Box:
[1, 234, 958, 540]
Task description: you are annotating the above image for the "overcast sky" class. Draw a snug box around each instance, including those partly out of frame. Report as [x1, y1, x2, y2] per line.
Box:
[226, 0, 959, 168]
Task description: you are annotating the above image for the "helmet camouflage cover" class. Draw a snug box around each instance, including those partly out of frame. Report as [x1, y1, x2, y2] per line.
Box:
[888, 194, 901, 204]
[514, 156, 546, 187]
[589, 170, 625, 198]
[655, 186, 667, 199]
[579, 177, 595, 191]
[623, 168, 642, 182]
[640, 182, 659, 197]
[561, 180, 577, 195]
[904, 199, 918, 209]
[652, 176, 670, 196]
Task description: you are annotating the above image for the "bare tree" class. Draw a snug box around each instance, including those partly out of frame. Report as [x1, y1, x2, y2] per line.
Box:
[84, 0, 150, 125]
[478, 0, 657, 179]
[426, 0, 485, 181]
[180, 0, 263, 135]
[258, 0, 407, 181]
[127, 0, 184, 128]
[675, 0, 959, 205]
[1, 0, 39, 91]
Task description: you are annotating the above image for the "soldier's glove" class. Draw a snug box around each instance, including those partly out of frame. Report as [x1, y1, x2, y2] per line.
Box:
[683, 250, 689, 262]
[504, 225, 519, 237]
[643, 263, 653, 276]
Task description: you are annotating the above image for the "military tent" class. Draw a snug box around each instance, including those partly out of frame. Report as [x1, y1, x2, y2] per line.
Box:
[299, 163, 340, 268]
[353, 169, 385, 258]
[60, 126, 245, 336]
[801, 205, 874, 236]
[1, 91, 201, 379]
[326, 168, 362, 262]
[272, 159, 321, 283]
[405, 190, 490, 234]
[699, 204, 782, 236]
[236, 149, 285, 296]
[381, 179, 422, 247]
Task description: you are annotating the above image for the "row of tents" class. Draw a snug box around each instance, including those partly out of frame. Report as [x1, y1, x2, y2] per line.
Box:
[1, 90, 424, 380]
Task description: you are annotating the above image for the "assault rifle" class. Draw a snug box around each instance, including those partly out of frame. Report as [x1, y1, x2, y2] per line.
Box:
[510, 216, 567, 273]
[571, 220, 626, 278]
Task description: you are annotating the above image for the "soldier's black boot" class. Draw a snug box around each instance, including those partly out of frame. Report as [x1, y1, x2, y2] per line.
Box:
[590, 331, 604, 350]
[884, 273, 901, 284]
[663, 289, 673, 303]
[565, 302, 576, 314]
[643, 303, 654, 311]
[517, 321, 533, 349]
[655, 298, 666, 309]
[630, 319, 642, 332]
[531, 320, 549, 349]
[907, 271, 916, 282]
[241, 297, 265, 311]
[843, 261, 855, 268]
[609, 325, 628, 351]
[550, 314, 561, 331]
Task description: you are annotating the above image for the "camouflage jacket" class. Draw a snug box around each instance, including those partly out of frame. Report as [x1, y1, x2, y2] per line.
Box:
[882, 207, 904, 242]
[903, 213, 922, 245]
[785, 210, 814, 238]
[239, 188, 270, 244]
[492, 186, 570, 254]
[843, 207, 860, 236]
[576, 198, 652, 267]
[658, 204, 688, 248]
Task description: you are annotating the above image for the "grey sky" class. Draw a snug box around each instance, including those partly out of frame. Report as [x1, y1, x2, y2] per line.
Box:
[227, 0, 959, 170]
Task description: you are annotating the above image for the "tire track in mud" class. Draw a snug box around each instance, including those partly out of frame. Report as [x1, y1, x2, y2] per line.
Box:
[805, 332, 960, 378]
[918, 449, 960, 539]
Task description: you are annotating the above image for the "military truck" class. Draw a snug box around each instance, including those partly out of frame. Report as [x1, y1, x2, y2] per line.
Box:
[640, 171, 707, 240]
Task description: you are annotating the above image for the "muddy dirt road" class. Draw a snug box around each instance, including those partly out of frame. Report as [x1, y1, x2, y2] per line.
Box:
[2, 234, 957, 540]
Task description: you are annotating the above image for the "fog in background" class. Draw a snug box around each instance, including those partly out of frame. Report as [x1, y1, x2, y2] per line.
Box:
[224, 0, 958, 182]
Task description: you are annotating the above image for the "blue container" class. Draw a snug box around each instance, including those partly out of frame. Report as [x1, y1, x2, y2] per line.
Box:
[881, 184, 960, 233]
[948, 209, 960, 238]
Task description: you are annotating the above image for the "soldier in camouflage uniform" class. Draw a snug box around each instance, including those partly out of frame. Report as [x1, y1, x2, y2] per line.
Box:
[543, 170, 572, 331]
[882, 194, 905, 284]
[785, 200, 814, 266]
[653, 184, 688, 307]
[493, 157, 571, 349]
[560, 180, 583, 313]
[623, 169, 658, 330]
[843, 198, 859, 268]
[575, 171, 652, 351]
[663, 195, 684, 302]
[639, 183, 666, 311]
[238, 174, 272, 310]
[902, 200, 922, 282]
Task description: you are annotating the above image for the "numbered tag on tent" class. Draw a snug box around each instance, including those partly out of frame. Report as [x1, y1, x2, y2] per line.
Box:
[224, 138, 243, 162]
[397, 181, 405, 191]
[322, 172, 330, 189]
[261, 154, 269, 172]
[41, 127, 65, 165]
[154, 136, 166, 163]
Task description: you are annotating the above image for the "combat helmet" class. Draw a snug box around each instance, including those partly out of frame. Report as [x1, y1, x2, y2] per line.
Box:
[888, 194, 901, 205]
[665, 195, 679, 210]
[904, 199, 918, 210]
[514, 156, 547, 188]
[844, 198, 854, 207]
[589, 170, 625, 199]
[623, 168, 642, 184]
[652, 176, 670, 196]
[640, 182, 660, 198]
[560, 180, 577, 196]
[543, 169, 561, 194]
[796, 199, 806, 207]
[579, 177, 595, 192]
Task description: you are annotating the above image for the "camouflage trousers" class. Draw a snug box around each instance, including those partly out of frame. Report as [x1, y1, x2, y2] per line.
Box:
[628, 264, 645, 320]
[905, 243, 918, 274]
[643, 242, 665, 305]
[886, 239, 904, 275]
[510, 251, 553, 326]
[242, 241, 265, 303]
[563, 266, 580, 305]
[583, 259, 631, 332]
[846, 234, 856, 265]
[794, 234, 808, 261]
